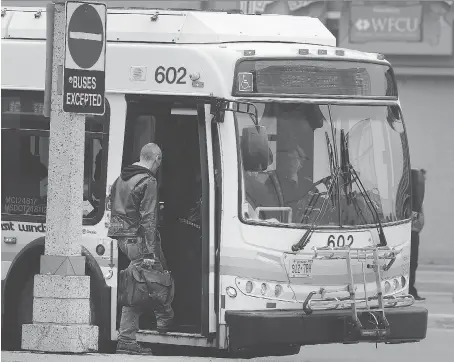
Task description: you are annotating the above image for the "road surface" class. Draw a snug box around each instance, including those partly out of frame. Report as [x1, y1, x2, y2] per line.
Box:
[3, 265, 454, 362]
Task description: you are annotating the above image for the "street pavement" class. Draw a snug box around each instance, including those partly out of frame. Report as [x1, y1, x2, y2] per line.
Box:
[3, 265, 454, 362]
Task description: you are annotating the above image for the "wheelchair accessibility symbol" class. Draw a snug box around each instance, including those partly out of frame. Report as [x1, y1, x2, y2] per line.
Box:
[238, 72, 254, 92]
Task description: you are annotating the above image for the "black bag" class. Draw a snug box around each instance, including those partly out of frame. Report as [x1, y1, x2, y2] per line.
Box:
[118, 264, 173, 308]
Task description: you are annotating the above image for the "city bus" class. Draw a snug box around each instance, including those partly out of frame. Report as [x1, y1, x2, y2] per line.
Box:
[1, 5, 428, 356]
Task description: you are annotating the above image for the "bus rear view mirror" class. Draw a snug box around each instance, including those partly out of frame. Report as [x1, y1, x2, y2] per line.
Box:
[241, 126, 270, 172]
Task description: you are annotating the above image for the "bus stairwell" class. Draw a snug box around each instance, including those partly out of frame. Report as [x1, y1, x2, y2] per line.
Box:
[301, 246, 415, 342]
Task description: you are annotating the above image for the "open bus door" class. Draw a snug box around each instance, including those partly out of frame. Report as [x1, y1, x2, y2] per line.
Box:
[113, 97, 218, 348]
[201, 104, 218, 338]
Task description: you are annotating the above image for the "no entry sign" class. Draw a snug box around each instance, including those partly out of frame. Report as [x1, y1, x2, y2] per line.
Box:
[63, 1, 107, 115]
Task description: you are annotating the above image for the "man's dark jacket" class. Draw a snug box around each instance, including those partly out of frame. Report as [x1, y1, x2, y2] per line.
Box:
[107, 165, 165, 267]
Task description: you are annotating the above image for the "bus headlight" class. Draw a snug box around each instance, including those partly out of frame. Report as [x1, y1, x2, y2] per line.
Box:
[226, 286, 237, 298]
[384, 281, 391, 294]
[392, 278, 400, 291]
[260, 283, 268, 296]
[274, 284, 283, 297]
[246, 281, 254, 294]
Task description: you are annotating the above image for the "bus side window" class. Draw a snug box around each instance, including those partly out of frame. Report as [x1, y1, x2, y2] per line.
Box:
[1, 90, 110, 224]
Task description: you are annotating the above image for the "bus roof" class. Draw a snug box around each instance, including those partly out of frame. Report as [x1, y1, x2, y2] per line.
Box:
[1, 6, 336, 46]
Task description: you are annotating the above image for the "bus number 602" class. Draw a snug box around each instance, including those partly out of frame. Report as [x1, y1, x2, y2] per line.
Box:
[155, 66, 187, 84]
[327, 234, 353, 248]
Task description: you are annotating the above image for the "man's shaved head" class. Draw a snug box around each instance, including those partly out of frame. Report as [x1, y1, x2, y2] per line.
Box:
[140, 143, 162, 164]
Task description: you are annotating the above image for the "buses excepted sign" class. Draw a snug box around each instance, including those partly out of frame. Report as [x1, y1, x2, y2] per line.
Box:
[63, 1, 107, 115]
[349, 4, 423, 43]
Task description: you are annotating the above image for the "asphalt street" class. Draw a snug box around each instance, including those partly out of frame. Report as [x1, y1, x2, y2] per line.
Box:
[3, 265, 454, 362]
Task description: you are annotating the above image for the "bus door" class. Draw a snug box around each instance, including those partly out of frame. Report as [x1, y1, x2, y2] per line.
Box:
[117, 96, 215, 338]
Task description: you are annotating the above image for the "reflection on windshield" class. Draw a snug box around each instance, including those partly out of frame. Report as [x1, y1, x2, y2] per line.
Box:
[236, 103, 411, 227]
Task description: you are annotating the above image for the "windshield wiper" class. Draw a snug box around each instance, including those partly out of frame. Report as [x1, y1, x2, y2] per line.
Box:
[292, 131, 340, 252]
[291, 167, 341, 252]
[340, 129, 387, 247]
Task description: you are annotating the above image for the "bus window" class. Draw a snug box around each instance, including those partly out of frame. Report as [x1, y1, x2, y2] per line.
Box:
[1, 90, 110, 225]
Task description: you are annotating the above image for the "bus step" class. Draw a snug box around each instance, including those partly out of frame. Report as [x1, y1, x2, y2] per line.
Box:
[136, 330, 215, 348]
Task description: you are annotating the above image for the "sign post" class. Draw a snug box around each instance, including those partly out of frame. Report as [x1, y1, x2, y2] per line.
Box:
[21, 1, 106, 353]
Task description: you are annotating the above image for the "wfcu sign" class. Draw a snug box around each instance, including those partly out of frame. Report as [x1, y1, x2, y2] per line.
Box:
[339, 2, 454, 56]
[350, 4, 422, 42]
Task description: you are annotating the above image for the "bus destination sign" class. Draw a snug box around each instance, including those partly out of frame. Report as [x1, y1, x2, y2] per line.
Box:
[63, 1, 107, 115]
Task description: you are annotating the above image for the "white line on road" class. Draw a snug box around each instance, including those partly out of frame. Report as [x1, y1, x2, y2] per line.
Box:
[417, 279, 454, 285]
[428, 313, 454, 319]
[428, 327, 454, 333]
[419, 291, 453, 297]
[69, 31, 102, 41]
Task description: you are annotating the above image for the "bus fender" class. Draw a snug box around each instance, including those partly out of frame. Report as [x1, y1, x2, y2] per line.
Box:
[2, 237, 45, 315]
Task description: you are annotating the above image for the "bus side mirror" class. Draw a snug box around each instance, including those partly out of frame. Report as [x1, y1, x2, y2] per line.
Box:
[241, 126, 270, 172]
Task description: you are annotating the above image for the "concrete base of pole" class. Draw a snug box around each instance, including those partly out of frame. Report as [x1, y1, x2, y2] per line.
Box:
[21, 324, 98, 353]
[21, 273, 98, 352]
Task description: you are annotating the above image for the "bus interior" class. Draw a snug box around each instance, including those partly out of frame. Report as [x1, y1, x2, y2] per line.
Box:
[116, 95, 205, 335]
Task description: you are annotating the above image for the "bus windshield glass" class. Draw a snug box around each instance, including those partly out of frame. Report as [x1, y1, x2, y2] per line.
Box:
[236, 103, 411, 227]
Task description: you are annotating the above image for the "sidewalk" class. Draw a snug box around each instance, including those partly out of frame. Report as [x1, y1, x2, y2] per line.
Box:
[1, 352, 203, 361]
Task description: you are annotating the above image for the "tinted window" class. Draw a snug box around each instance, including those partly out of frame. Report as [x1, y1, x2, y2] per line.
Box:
[1, 90, 110, 224]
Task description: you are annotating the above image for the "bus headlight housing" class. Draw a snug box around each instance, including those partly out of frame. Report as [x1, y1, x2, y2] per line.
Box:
[382, 275, 407, 295]
[235, 277, 295, 302]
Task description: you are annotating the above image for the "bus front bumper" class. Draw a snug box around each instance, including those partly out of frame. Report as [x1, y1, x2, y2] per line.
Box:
[225, 306, 428, 350]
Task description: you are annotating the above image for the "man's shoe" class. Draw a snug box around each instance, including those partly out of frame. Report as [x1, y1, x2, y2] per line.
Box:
[156, 324, 177, 334]
[410, 293, 426, 301]
[116, 341, 153, 355]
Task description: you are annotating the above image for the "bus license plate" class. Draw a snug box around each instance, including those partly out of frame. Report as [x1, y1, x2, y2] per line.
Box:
[289, 259, 313, 278]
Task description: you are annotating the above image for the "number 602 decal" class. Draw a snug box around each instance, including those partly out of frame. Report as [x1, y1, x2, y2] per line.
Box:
[155, 66, 187, 84]
[327, 234, 354, 247]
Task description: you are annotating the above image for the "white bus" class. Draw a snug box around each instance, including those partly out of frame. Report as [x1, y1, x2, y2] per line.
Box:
[1, 6, 427, 356]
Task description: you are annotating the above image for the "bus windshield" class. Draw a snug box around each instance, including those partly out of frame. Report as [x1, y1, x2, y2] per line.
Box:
[236, 103, 412, 228]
